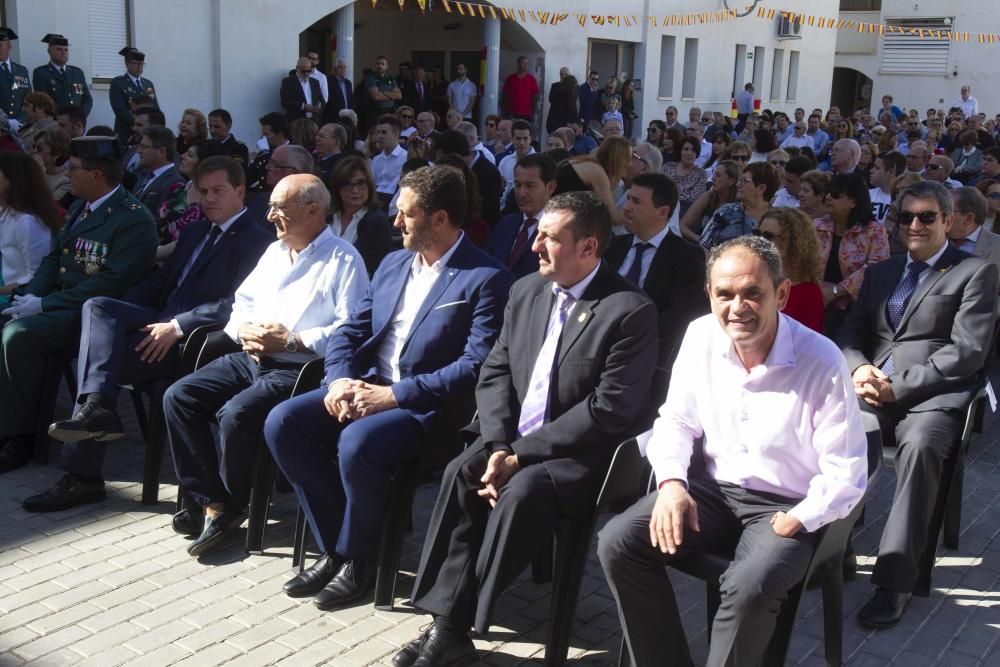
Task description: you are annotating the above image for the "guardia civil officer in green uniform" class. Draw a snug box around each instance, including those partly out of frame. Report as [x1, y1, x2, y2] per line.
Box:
[0, 137, 156, 472]
[0, 27, 31, 124]
[109, 47, 158, 146]
[32, 33, 93, 117]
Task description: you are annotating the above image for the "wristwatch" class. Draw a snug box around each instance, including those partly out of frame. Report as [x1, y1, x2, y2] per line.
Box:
[284, 332, 298, 354]
[832, 285, 840, 296]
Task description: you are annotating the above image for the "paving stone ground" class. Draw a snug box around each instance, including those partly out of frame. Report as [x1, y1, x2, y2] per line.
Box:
[4, 373, 1000, 666]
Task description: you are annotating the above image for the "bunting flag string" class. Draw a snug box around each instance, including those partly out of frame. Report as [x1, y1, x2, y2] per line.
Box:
[367, 1, 999, 44]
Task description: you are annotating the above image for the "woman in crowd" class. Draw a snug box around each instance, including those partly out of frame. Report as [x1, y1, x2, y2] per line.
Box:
[17, 92, 57, 151]
[702, 132, 733, 179]
[0, 151, 62, 301]
[546, 75, 578, 135]
[482, 114, 502, 155]
[620, 79, 637, 139]
[176, 108, 208, 157]
[767, 149, 789, 184]
[797, 169, 830, 222]
[32, 127, 72, 204]
[545, 127, 575, 153]
[597, 77, 620, 113]
[975, 178, 999, 231]
[680, 159, 740, 243]
[749, 128, 777, 163]
[327, 155, 393, 275]
[290, 118, 319, 151]
[554, 135, 631, 226]
[663, 136, 707, 218]
[943, 121, 964, 153]
[698, 161, 779, 249]
[661, 127, 684, 165]
[755, 207, 824, 333]
[925, 130, 944, 155]
[951, 130, 983, 184]
[444, 108, 463, 131]
[434, 154, 491, 248]
[156, 139, 228, 260]
[814, 172, 889, 334]
[857, 140, 879, 180]
[338, 109, 367, 153]
[876, 128, 898, 154]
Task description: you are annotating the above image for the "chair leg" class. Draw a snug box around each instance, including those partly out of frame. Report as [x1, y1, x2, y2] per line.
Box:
[245, 446, 277, 555]
[763, 582, 804, 667]
[292, 506, 309, 573]
[532, 537, 554, 584]
[130, 389, 150, 440]
[705, 582, 721, 644]
[943, 452, 965, 550]
[544, 522, 593, 667]
[140, 391, 166, 505]
[821, 567, 845, 667]
[617, 636, 631, 667]
[374, 465, 419, 611]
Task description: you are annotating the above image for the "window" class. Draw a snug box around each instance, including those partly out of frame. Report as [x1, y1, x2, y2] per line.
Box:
[770, 49, 784, 101]
[88, 0, 130, 80]
[840, 0, 881, 10]
[751, 46, 765, 93]
[658, 35, 676, 98]
[880, 18, 952, 75]
[786, 51, 800, 101]
[732, 44, 747, 98]
[681, 38, 698, 99]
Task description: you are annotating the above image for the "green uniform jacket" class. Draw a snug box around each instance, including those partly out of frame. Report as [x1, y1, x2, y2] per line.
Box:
[0, 61, 31, 120]
[109, 74, 158, 143]
[32, 62, 93, 116]
[25, 186, 157, 315]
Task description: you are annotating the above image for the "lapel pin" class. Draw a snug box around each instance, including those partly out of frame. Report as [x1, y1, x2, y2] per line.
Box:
[577, 312, 587, 323]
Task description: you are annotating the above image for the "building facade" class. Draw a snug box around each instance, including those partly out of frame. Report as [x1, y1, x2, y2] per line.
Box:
[6, 0, 839, 143]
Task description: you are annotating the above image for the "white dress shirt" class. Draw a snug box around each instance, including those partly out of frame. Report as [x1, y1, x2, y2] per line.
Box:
[376, 232, 464, 383]
[640, 314, 868, 532]
[309, 69, 329, 106]
[330, 208, 367, 246]
[447, 78, 478, 118]
[779, 134, 814, 150]
[372, 143, 408, 195]
[618, 224, 670, 286]
[298, 76, 315, 117]
[498, 147, 536, 184]
[0, 209, 52, 288]
[771, 188, 800, 208]
[474, 142, 497, 165]
[955, 96, 978, 119]
[694, 139, 712, 168]
[225, 227, 370, 363]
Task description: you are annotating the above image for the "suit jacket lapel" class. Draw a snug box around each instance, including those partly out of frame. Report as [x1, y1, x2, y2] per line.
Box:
[556, 266, 613, 364]
[371, 254, 412, 339]
[67, 188, 123, 240]
[182, 214, 248, 283]
[643, 237, 675, 291]
[895, 246, 960, 333]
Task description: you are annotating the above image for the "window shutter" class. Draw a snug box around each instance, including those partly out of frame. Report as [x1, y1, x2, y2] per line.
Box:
[880, 18, 952, 75]
[88, 0, 128, 80]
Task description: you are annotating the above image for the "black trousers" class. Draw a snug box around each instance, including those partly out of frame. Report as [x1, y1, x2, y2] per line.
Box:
[163, 352, 301, 508]
[863, 402, 964, 593]
[409, 441, 562, 633]
[598, 477, 818, 667]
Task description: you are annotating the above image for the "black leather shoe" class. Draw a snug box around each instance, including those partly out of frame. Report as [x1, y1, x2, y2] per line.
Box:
[313, 558, 376, 611]
[392, 638, 423, 667]
[0, 435, 32, 473]
[49, 402, 125, 443]
[171, 507, 204, 537]
[858, 587, 912, 628]
[411, 624, 478, 667]
[187, 509, 246, 557]
[22, 474, 106, 512]
[283, 553, 345, 598]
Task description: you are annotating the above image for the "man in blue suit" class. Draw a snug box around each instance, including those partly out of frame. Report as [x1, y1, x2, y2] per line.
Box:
[326, 58, 354, 123]
[265, 166, 514, 611]
[484, 154, 556, 279]
[25, 157, 272, 512]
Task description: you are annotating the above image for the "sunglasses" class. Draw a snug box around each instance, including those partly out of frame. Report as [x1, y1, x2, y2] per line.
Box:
[399, 114, 414, 119]
[925, 164, 942, 171]
[731, 154, 750, 162]
[769, 160, 787, 167]
[827, 191, 848, 199]
[647, 127, 662, 133]
[485, 122, 496, 127]
[752, 229, 781, 241]
[897, 210, 940, 225]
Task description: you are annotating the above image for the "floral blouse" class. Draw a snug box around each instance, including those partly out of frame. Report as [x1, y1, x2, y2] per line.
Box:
[663, 163, 707, 203]
[813, 214, 890, 302]
[158, 180, 204, 244]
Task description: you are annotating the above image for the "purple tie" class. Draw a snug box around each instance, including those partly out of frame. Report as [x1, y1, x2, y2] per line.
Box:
[518, 288, 575, 436]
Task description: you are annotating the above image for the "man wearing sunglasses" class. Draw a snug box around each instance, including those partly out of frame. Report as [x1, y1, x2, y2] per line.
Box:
[839, 180, 999, 628]
[924, 155, 962, 190]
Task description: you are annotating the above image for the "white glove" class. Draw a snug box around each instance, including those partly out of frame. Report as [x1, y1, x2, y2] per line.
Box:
[7, 118, 20, 134]
[2, 294, 42, 319]
[256, 136, 269, 152]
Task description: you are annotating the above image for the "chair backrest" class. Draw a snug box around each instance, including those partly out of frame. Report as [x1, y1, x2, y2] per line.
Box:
[960, 385, 988, 446]
[177, 323, 224, 377]
[290, 358, 325, 397]
[595, 439, 653, 515]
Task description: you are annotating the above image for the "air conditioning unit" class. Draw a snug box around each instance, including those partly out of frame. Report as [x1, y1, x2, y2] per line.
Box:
[778, 15, 803, 39]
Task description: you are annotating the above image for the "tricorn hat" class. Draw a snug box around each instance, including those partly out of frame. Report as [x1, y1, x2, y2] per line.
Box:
[0, 27, 18, 41]
[41, 33, 69, 47]
[118, 47, 145, 61]
[70, 136, 124, 161]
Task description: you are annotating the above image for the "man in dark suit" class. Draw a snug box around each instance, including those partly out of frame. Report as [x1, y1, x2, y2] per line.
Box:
[325, 58, 354, 122]
[839, 180, 998, 628]
[281, 58, 325, 122]
[264, 166, 514, 611]
[403, 64, 432, 114]
[23, 157, 272, 511]
[315, 122, 347, 184]
[950, 187, 1000, 301]
[605, 173, 708, 417]
[246, 112, 289, 192]
[133, 126, 184, 217]
[484, 154, 557, 278]
[395, 191, 657, 666]
[208, 108, 249, 167]
[432, 128, 501, 229]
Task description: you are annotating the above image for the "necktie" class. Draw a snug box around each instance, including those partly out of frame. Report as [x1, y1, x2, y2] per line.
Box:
[518, 289, 575, 436]
[625, 242, 652, 286]
[179, 225, 223, 286]
[417, 82, 423, 103]
[881, 260, 928, 375]
[507, 218, 535, 268]
[1, 63, 8, 76]
[69, 205, 91, 230]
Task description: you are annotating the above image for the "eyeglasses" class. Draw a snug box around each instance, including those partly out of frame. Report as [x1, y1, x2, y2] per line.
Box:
[925, 164, 942, 171]
[399, 113, 414, 119]
[646, 127, 662, 134]
[731, 154, 750, 162]
[897, 210, 940, 225]
[267, 162, 295, 171]
[267, 200, 305, 216]
[769, 160, 787, 167]
[752, 229, 782, 241]
[341, 179, 368, 191]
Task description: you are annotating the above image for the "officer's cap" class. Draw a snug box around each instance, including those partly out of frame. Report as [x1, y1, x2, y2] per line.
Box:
[70, 136, 123, 161]
[0, 27, 18, 41]
[42, 33, 69, 47]
[118, 47, 145, 62]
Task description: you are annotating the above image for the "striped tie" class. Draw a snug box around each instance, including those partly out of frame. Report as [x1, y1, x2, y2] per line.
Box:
[881, 260, 928, 375]
[517, 289, 575, 436]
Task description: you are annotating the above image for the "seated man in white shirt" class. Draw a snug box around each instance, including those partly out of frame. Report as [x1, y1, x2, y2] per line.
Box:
[371, 114, 408, 209]
[163, 174, 370, 558]
[598, 235, 868, 667]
